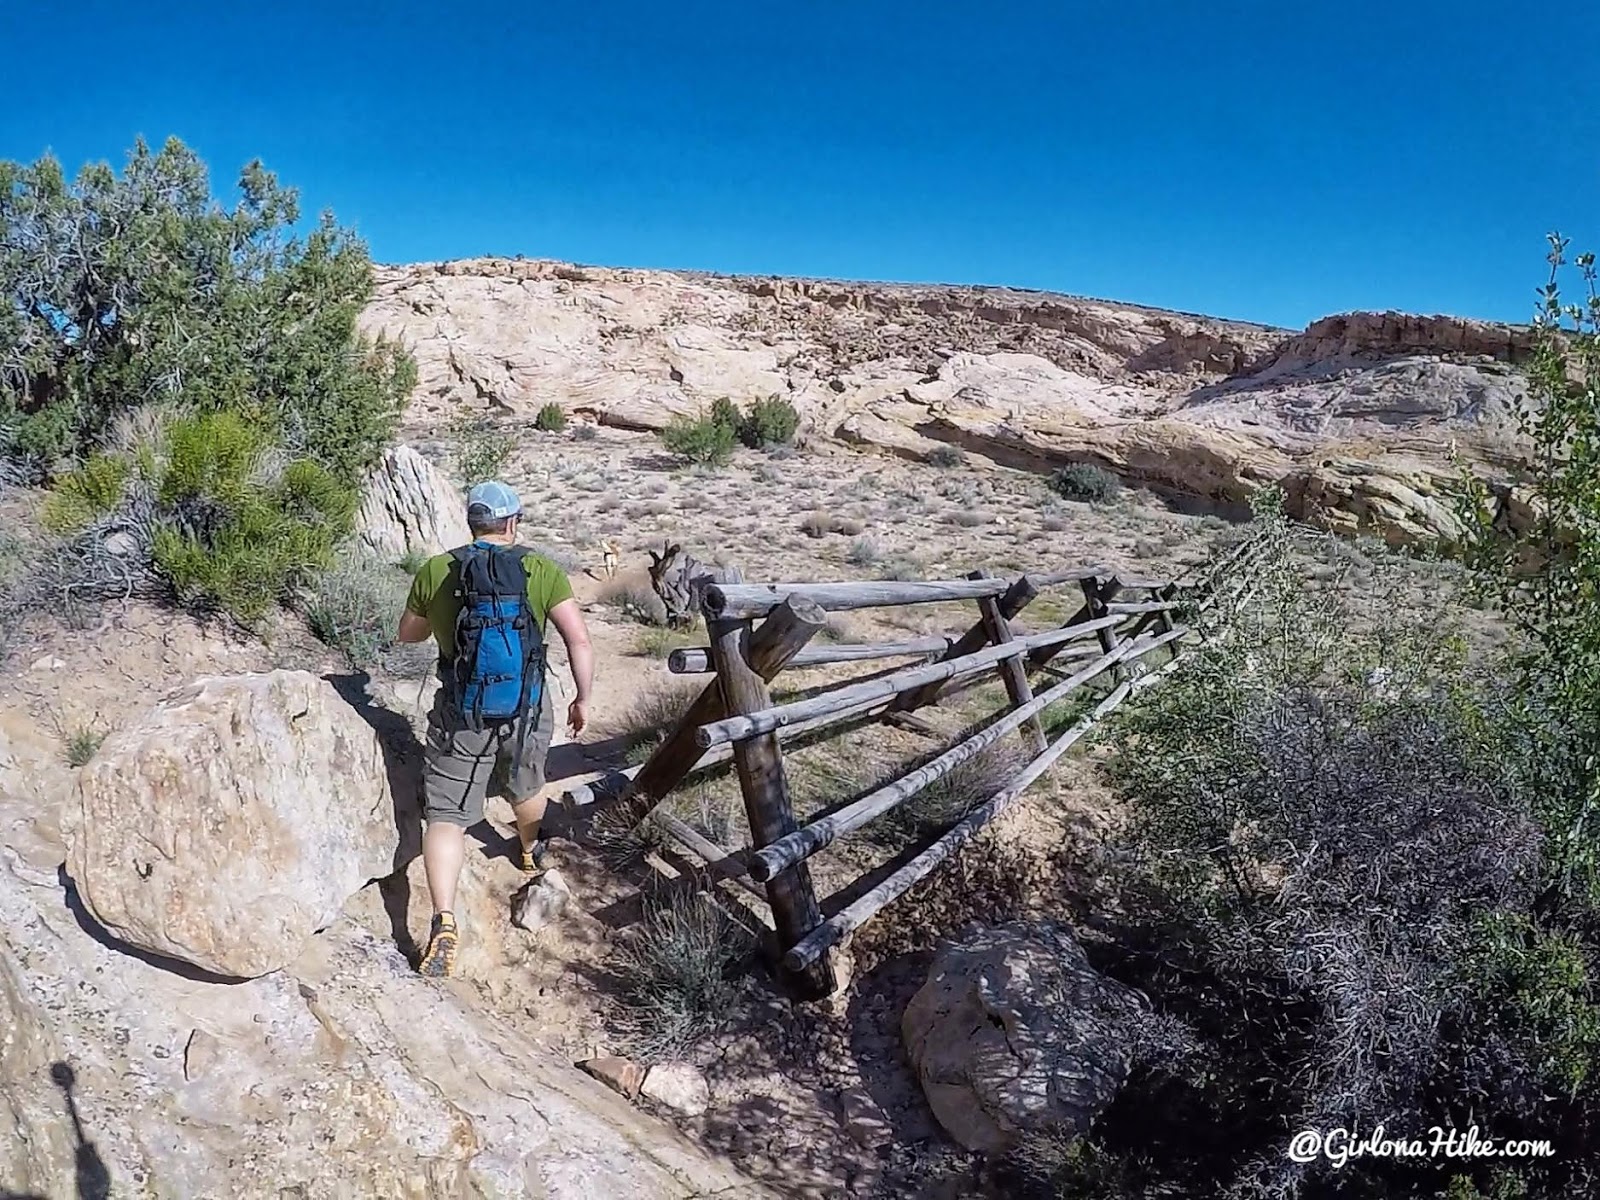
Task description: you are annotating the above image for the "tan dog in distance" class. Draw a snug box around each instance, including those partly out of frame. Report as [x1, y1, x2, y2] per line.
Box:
[584, 539, 622, 582]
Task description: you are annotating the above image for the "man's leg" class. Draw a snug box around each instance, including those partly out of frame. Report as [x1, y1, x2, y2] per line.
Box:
[504, 691, 557, 872]
[510, 790, 550, 872]
[422, 821, 468, 913]
[417, 711, 494, 977]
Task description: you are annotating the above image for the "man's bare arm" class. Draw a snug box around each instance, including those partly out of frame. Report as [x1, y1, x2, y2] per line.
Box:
[547, 598, 594, 733]
[397, 610, 433, 644]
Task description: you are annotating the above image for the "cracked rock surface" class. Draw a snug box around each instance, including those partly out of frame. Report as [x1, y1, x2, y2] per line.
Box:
[902, 920, 1146, 1154]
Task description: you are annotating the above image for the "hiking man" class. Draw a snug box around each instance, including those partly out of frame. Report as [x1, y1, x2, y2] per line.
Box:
[396, 480, 595, 977]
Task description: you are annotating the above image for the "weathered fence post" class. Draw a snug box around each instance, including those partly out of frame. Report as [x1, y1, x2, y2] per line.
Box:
[708, 614, 837, 999]
[969, 570, 1047, 752]
[1080, 575, 1124, 682]
[606, 596, 827, 831]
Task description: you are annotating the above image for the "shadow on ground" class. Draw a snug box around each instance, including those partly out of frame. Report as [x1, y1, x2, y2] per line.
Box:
[1, 1062, 112, 1200]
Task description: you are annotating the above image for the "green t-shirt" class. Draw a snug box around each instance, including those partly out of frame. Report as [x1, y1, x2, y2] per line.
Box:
[404, 543, 575, 661]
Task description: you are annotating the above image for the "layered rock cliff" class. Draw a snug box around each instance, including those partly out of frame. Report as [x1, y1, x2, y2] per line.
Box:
[360, 257, 1535, 543]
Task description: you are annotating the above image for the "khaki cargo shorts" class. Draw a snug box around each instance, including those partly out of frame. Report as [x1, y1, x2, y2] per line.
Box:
[421, 684, 556, 827]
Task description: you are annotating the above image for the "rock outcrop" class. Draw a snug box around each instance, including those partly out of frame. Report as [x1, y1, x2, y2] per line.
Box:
[63, 670, 404, 978]
[359, 257, 1537, 546]
[3, 670, 772, 1198]
[902, 921, 1146, 1154]
[0, 858, 768, 1198]
[356, 443, 469, 562]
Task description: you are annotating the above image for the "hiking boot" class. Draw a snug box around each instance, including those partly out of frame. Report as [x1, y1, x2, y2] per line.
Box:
[519, 838, 549, 875]
[418, 912, 459, 978]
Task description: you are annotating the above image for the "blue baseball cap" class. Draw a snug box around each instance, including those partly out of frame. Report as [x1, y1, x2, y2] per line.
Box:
[466, 480, 521, 520]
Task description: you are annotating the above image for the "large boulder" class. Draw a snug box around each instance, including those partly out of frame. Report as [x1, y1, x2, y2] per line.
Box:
[902, 921, 1146, 1154]
[63, 670, 405, 978]
[355, 443, 469, 562]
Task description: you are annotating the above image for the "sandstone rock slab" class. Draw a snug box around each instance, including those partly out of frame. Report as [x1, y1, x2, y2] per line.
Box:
[0, 852, 773, 1198]
[63, 669, 403, 978]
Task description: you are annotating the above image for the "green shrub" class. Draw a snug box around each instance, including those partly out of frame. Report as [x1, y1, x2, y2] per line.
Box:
[709, 396, 742, 433]
[1074, 495, 1582, 1196]
[925, 445, 964, 468]
[737, 394, 799, 448]
[1050, 462, 1120, 501]
[634, 625, 697, 660]
[40, 454, 131, 534]
[572, 421, 599, 441]
[659, 412, 734, 467]
[1465, 911, 1600, 1098]
[0, 137, 410, 483]
[448, 412, 513, 483]
[62, 721, 107, 768]
[533, 402, 568, 432]
[152, 412, 353, 623]
[609, 893, 751, 1060]
[305, 555, 408, 667]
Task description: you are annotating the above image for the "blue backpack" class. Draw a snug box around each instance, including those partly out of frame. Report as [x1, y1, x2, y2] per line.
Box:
[447, 542, 546, 735]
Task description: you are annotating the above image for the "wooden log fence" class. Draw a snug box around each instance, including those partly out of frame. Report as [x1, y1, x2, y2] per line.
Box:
[783, 646, 1190, 972]
[746, 625, 1185, 883]
[564, 530, 1272, 997]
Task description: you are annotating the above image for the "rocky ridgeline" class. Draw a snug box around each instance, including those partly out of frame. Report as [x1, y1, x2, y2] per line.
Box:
[362, 257, 1536, 545]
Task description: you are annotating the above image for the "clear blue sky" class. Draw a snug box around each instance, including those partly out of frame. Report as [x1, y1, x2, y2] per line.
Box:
[3, 1, 1594, 330]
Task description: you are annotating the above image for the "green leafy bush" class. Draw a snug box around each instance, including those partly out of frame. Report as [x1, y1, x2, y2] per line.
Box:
[151, 412, 353, 622]
[659, 412, 734, 467]
[709, 396, 742, 433]
[0, 137, 410, 483]
[533, 402, 568, 432]
[40, 454, 131, 534]
[448, 411, 513, 483]
[4, 140, 415, 635]
[1050, 462, 1120, 501]
[737, 394, 799, 448]
[1452, 234, 1600, 907]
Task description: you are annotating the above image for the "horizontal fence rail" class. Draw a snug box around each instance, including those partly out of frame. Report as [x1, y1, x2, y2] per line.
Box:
[694, 616, 1125, 749]
[667, 634, 956, 675]
[783, 649, 1189, 972]
[702, 577, 1014, 620]
[746, 626, 1185, 882]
